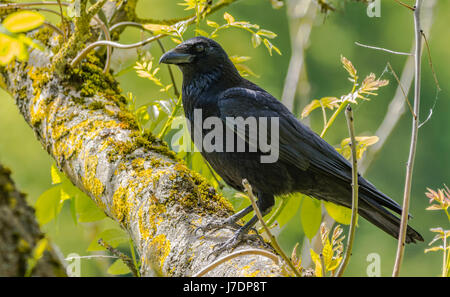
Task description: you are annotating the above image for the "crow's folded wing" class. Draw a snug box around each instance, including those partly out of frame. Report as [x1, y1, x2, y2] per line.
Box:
[217, 87, 403, 214]
[217, 87, 351, 178]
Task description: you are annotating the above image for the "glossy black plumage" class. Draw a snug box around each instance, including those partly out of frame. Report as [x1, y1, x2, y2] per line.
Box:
[160, 36, 423, 244]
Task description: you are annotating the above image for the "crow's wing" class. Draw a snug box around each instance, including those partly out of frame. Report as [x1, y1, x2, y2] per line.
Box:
[217, 87, 351, 179]
[217, 87, 402, 214]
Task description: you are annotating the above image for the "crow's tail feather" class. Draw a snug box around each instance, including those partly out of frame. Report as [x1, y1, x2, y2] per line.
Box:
[359, 195, 424, 244]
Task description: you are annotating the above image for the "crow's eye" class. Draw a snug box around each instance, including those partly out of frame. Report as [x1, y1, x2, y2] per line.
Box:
[194, 43, 205, 53]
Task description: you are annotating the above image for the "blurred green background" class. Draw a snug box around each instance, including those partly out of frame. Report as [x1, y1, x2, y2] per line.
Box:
[0, 0, 448, 276]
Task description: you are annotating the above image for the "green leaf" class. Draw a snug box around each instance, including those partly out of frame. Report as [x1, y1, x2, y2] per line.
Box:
[301, 196, 322, 240]
[0, 33, 28, 65]
[107, 259, 131, 275]
[257, 29, 277, 39]
[75, 193, 107, 223]
[195, 28, 210, 37]
[336, 136, 379, 160]
[51, 164, 62, 185]
[16, 35, 44, 51]
[251, 33, 261, 48]
[206, 20, 219, 28]
[323, 201, 353, 225]
[322, 239, 333, 269]
[223, 12, 235, 24]
[35, 185, 64, 226]
[262, 38, 281, 56]
[3, 11, 45, 33]
[276, 194, 302, 227]
[87, 228, 129, 251]
[310, 249, 323, 277]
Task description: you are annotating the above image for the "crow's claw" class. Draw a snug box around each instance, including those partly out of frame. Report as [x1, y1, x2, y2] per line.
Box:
[193, 218, 241, 238]
[207, 230, 264, 260]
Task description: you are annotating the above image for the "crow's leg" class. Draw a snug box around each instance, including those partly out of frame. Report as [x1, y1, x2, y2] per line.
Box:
[194, 205, 254, 236]
[208, 193, 275, 258]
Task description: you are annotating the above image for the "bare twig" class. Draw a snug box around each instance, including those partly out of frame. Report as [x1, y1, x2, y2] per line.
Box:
[393, 0, 415, 11]
[420, 30, 441, 91]
[193, 249, 279, 277]
[335, 105, 359, 277]
[386, 62, 415, 119]
[71, 2, 209, 68]
[242, 179, 301, 277]
[44, 21, 64, 36]
[0, 2, 69, 8]
[109, 21, 180, 94]
[55, 0, 66, 42]
[92, 15, 112, 74]
[360, 0, 437, 173]
[98, 238, 139, 277]
[354, 41, 412, 56]
[392, 0, 423, 277]
[70, 36, 164, 67]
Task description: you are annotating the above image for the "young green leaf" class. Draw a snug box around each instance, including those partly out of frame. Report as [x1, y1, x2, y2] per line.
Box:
[301, 196, 322, 240]
[107, 259, 131, 275]
[223, 12, 235, 24]
[3, 11, 45, 33]
[275, 194, 302, 227]
[336, 136, 379, 160]
[206, 20, 219, 28]
[35, 185, 64, 226]
[51, 164, 63, 185]
[75, 193, 107, 223]
[301, 97, 339, 119]
[251, 33, 262, 48]
[257, 29, 277, 39]
[323, 201, 353, 225]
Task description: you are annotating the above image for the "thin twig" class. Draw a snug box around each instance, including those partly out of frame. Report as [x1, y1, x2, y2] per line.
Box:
[65, 255, 118, 261]
[0, 2, 69, 8]
[420, 30, 441, 91]
[44, 21, 64, 36]
[360, 0, 437, 174]
[157, 95, 183, 139]
[242, 179, 301, 277]
[193, 249, 279, 277]
[335, 105, 359, 277]
[98, 238, 139, 277]
[392, 0, 423, 277]
[92, 15, 112, 74]
[71, 3, 206, 68]
[55, 0, 66, 42]
[386, 62, 415, 119]
[393, 0, 415, 11]
[70, 36, 164, 67]
[109, 22, 177, 89]
[355, 41, 412, 56]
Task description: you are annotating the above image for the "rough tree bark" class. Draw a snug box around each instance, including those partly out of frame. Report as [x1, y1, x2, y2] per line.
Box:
[0, 164, 66, 276]
[0, 2, 285, 277]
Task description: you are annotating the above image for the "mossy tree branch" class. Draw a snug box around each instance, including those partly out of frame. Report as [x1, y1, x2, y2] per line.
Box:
[0, 25, 284, 277]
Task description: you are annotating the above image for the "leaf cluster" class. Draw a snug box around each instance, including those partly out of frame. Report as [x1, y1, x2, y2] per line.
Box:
[0, 11, 45, 65]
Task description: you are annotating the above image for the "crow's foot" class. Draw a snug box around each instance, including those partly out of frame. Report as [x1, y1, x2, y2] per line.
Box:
[206, 228, 266, 260]
[194, 218, 242, 237]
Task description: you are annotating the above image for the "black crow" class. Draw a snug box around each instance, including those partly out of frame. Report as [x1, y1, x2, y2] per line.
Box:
[160, 36, 423, 252]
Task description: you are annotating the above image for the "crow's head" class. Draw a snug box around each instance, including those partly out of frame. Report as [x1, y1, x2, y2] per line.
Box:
[159, 37, 234, 77]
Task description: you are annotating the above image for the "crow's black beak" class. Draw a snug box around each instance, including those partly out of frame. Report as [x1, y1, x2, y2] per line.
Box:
[159, 49, 194, 65]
